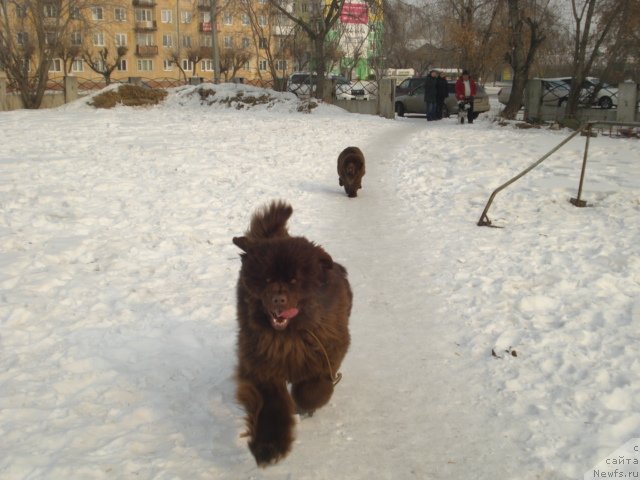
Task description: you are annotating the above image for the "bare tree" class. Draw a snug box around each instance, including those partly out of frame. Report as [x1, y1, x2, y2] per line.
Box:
[439, 0, 503, 80]
[501, 0, 550, 119]
[219, 47, 252, 81]
[267, 0, 367, 97]
[0, 0, 119, 108]
[83, 46, 127, 85]
[564, 0, 628, 116]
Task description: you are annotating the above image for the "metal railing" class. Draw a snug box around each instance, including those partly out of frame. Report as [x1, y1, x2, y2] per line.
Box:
[477, 120, 640, 227]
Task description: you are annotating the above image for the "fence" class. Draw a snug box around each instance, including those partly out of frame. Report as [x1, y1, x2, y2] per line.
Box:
[524, 79, 639, 125]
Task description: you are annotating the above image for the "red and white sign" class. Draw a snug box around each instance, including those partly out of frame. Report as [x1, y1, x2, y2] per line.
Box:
[341, 2, 368, 24]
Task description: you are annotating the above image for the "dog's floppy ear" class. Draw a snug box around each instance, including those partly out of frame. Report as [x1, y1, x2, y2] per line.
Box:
[233, 236, 252, 253]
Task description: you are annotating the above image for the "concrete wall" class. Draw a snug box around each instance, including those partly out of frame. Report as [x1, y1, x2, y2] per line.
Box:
[0, 76, 78, 111]
[327, 78, 395, 119]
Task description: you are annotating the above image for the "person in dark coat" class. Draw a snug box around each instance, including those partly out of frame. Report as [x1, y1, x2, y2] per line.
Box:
[435, 72, 449, 120]
[423, 70, 438, 121]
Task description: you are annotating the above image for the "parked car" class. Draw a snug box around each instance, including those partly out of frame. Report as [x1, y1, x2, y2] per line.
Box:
[395, 81, 490, 119]
[498, 79, 571, 107]
[395, 76, 429, 97]
[558, 77, 618, 109]
[498, 77, 618, 109]
[332, 75, 371, 101]
[287, 72, 317, 97]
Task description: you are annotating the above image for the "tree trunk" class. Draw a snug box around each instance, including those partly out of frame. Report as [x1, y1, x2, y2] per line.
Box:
[502, 0, 545, 120]
[314, 35, 326, 99]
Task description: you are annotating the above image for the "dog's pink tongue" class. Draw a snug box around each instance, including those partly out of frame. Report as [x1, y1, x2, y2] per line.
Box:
[279, 308, 299, 319]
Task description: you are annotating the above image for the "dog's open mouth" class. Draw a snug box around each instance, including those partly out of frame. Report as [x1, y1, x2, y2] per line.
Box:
[270, 308, 299, 331]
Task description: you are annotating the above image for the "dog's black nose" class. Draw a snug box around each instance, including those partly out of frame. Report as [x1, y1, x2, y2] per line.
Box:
[272, 294, 287, 307]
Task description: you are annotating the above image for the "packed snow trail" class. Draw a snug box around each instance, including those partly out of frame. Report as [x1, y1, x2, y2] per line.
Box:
[281, 119, 527, 479]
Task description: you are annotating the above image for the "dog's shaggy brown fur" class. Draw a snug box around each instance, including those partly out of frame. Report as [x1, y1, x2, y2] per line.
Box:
[337, 146, 365, 198]
[232, 201, 352, 466]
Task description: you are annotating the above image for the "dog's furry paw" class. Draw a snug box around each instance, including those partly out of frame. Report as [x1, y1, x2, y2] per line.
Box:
[249, 439, 289, 467]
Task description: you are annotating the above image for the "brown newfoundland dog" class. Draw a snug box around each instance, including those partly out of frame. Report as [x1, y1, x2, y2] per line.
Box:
[232, 201, 352, 466]
[337, 146, 365, 197]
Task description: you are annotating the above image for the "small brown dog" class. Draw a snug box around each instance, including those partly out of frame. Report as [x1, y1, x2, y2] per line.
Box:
[337, 146, 365, 197]
[233, 201, 352, 466]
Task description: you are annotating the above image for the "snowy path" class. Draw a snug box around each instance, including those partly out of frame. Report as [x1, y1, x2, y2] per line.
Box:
[296, 120, 525, 479]
[230, 119, 528, 479]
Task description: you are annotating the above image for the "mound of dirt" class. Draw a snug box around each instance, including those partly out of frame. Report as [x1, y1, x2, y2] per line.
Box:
[90, 84, 168, 109]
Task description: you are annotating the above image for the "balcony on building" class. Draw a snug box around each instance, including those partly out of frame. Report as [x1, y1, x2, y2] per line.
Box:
[134, 20, 157, 31]
[199, 21, 212, 32]
[199, 46, 213, 58]
[136, 44, 158, 56]
[132, 0, 157, 6]
[198, 0, 212, 10]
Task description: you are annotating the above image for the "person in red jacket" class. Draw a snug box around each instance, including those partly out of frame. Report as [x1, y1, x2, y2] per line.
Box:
[454, 70, 477, 124]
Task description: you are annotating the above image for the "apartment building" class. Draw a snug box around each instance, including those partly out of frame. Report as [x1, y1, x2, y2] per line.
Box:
[37, 0, 294, 83]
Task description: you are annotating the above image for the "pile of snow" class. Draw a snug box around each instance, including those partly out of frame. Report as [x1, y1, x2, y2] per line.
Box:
[65, 82, 331, 114]
[0, 96, 639, 479]
[165, 83, 314, 113]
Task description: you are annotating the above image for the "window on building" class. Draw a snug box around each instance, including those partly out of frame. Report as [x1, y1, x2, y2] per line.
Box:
[161, 9, 172, 23]
[92, 7, 104, 21]
[117, 59, 128, 71]
[72, 59, 84, 72]
[223, 12, 232, 25]
[243, 61, 250, 70]
[180, 11, 192, 23]
[45, 32, 57, 45]
[162, 34, 173, 47]
[259, 37, 267, 49]
[136, 9, 153, 22]
[259, 59, 267, 71]
[44, 4, 58, 17]
[136, 33, 154, 46]
[224, 36, 232, 49]
[301, 2, 308, 12]
[181, 35, 192, 48]
[201, 59, 213, 71]
[241, 37, 250, 49]
[242, 14, 249, 26]
[48, 58, 62, 72]
[181, 59, 194, 72]
[276, 60, 287, 71]
[93, 32, 105, 47]
[94, 59, 105, 71]
[258, 15, 267, 27]
[163, 59, 173, 71]
[70, 6, 81, 19]
[137, 59, 153, 71]
[115, 8, 126, 22]
[200, 35, 212, 47]
[115, 33, 127, 47]
[70, 31, 82, 46]
[21, 59, 32, 73]
[16, 5, 27, 18]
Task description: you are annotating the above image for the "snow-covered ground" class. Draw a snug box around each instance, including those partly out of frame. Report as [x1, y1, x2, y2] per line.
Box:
[1, 84, 638, 479]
